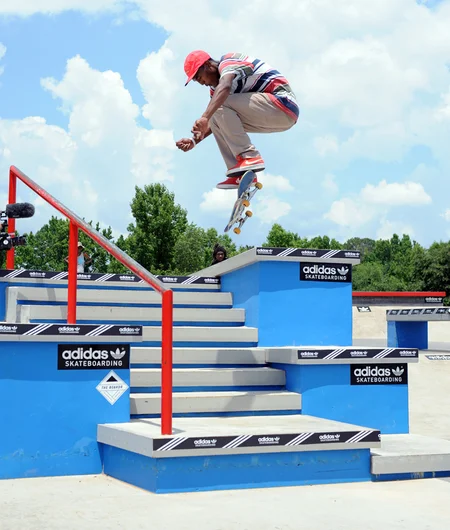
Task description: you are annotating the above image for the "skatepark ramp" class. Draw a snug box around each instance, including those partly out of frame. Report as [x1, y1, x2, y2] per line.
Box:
[1, 165, 450, 493]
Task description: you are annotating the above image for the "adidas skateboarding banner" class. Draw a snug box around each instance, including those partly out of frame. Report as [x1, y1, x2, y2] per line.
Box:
[350, 364, 408, 385]
[153, 429, 380, 452]
[0, 323, 142, 336]
[255, 247, 360, 260]
[297, 348, 418, 360]
[299, 262, 352, 283]
[57, 343, 130, 370]
[0, 269, 220, 285]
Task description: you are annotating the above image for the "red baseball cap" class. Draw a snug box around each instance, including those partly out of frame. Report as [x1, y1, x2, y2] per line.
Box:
[184, 50, 211, 85]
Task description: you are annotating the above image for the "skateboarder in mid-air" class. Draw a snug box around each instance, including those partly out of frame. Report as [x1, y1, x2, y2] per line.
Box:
[175, 51, 299, 190]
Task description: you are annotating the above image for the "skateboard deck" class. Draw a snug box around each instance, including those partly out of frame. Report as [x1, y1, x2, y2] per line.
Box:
[224, 170, 263, 234]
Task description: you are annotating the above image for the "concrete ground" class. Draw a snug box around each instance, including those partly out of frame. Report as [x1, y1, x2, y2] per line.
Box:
[1, 473, 450, 530]
[2, 346, 450, 529]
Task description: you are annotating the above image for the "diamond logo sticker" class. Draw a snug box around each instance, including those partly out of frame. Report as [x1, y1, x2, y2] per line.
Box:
[96, 370, 129, 405]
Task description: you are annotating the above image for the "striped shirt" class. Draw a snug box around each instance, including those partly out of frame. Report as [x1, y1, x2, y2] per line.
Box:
[210, 52, 299, 121]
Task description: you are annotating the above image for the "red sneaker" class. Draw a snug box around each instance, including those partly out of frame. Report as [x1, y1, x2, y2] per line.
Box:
[216, 174, 258, 190]
[226, 155, 265, 176]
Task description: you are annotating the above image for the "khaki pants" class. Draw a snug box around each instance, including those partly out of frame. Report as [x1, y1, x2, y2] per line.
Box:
[209, 92, 297, 170]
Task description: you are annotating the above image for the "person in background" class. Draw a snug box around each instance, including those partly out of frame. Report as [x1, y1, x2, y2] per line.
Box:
[65, 242, 92, 273]
[211, 243, 227, 265]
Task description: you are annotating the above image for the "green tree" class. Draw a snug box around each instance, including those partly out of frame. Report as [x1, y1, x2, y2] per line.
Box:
[15, 216, 70, 271]
[125, 184, 188, 274]
[172, 223, 209, 275]
[344, 237, 376, 259]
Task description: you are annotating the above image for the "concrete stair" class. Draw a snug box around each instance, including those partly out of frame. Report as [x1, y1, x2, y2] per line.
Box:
[130, 390, 301, 417]
[131, 367, 286, 389]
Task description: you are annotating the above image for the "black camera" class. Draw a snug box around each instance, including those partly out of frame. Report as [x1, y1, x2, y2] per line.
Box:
[0, 202, 35, 251]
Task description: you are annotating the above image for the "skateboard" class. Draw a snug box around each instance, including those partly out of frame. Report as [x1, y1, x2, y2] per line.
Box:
[224, 170, 263, 234]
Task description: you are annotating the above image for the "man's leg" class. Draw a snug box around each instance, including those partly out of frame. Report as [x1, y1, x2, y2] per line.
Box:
[210, 93, 296, 188]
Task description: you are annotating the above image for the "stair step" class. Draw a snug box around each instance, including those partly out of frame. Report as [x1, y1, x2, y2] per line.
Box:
[19, 305, 244, 325]
[130, 390, 301, 416]
[98, 414, 381, 458]
[7, 285, 231, 308]
[131, 347, 267, 366]
[131, 367, 285, 388]
[142, 326, 258, 345]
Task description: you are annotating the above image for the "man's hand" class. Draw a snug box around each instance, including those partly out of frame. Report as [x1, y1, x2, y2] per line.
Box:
[192, 116, 209, 141]
[175, 138, 196, 152]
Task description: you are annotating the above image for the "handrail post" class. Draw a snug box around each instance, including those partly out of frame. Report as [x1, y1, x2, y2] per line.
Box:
[161, 289, 173, 435]
[6, 168, 17, 270]
[67, 221, 78, 324]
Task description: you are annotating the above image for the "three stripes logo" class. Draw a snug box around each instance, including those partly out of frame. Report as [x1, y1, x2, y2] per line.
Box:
[255, 248, 360, 260]
[0, 323, 142, 336]
[297, 348, 418, 360]
[0, 269, 218, 285]
[152, 430, 380, 452]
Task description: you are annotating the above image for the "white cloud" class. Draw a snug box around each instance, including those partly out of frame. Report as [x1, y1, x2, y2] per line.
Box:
[360, 180, 432, 206]
[377, 220, 415, 240]
[200, 188, 236, 214]
[255, 196, 291, 224]
[321, 173, 338, 194]
[0, 43, 6, 78]
[324, 178, 432, 230]
[0, 55, 176, 237]
[137, 44, 180, 129]
[441, 209, 450, 222]
[313, 135, 339, 157]
[324, 197, 374, 228]
[257, 173, 294, 191]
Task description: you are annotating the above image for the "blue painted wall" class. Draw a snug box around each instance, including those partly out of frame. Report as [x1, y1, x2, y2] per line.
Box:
[272, 363, 409, 434]
[388, 321, 428, 349]
[222, 261, 352, 346]
[0, 341, 130, 480]
[102, 445, 372, 493]
[0, 282, 6, 321]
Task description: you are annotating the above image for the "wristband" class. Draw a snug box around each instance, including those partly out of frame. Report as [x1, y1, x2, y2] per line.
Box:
[190, 137, 196, 147]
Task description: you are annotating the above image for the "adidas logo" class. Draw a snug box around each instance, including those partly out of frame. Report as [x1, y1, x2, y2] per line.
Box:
[258, 436, 280, 444]
[392, 366, 404, 377]
[194, 439, 217, 446]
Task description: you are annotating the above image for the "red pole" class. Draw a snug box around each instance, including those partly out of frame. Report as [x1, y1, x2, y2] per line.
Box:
[161, 289, 173, 435]
[6, 168, 17, 270]
[67, 220, 78, 324]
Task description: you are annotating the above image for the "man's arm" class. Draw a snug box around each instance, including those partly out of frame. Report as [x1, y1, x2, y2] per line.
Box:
[202, 73, 235, 121]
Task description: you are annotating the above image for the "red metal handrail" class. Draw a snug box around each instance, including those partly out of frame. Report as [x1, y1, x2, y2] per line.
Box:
[6, 165, 173, 435]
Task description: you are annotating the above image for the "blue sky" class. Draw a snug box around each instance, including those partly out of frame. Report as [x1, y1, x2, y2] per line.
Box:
[1, 0, 450, 252]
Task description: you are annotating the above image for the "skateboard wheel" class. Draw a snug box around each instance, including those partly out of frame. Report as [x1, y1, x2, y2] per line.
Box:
[233, 227, 241, 235]
[245, 210, 253, 217]
[242, 200, 250, 208]
[255, 182, 263, 190]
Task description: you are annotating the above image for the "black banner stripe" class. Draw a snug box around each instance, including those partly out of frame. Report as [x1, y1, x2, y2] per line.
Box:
[153, 429, 380, 451]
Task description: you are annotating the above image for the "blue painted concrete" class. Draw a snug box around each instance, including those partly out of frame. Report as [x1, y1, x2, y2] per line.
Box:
[372, 470, 450, 482]
[131, 409, 301, 419]
[272, 363, 409, 434]
[140, 341, 258, 348]
[221, 261, 352, 346]
[0, 282, 6, 321]
[0, 341, 130, 480]
[29, 319, 242, 327]
[130, 385, 283, 393]
[102, 445, 372, 493]
[20, 300, 230, 309]
[388, 321, 428, 349]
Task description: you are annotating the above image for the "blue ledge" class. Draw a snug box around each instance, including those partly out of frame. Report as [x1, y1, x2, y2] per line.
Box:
[102, 445, 372, 493]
